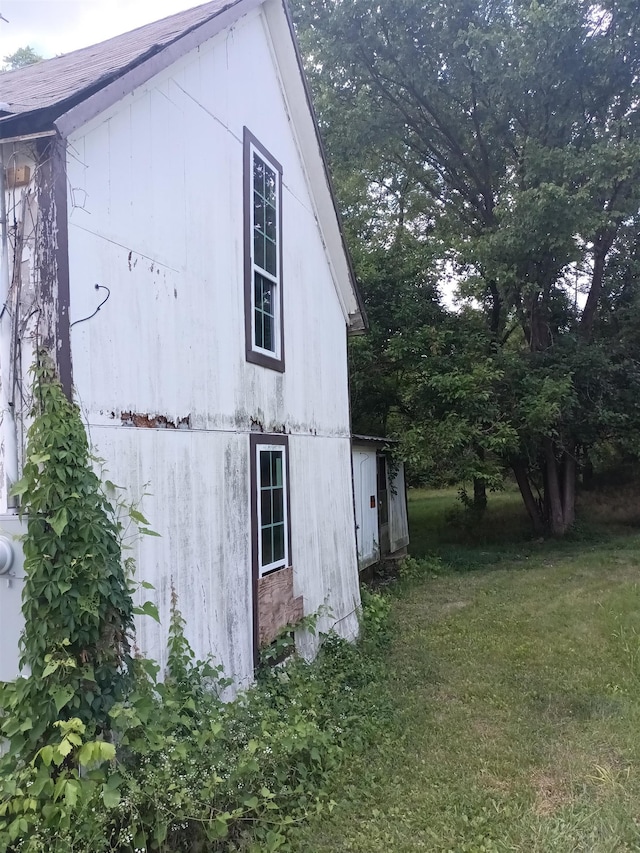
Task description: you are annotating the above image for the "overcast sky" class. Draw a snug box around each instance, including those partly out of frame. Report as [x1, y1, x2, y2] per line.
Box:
[0, 0, 200, 61]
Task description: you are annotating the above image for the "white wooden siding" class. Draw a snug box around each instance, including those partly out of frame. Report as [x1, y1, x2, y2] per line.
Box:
[289, 436, 360, 654]
[58, 7, 360, 682]
[83, 427, 255, 684]
[66, 9, 351, 436]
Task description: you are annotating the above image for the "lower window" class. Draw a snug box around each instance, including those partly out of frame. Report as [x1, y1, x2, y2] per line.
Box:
[251, 435, 291, 577]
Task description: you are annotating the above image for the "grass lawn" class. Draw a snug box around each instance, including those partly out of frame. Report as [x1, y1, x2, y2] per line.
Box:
[292, 488, 640, 852]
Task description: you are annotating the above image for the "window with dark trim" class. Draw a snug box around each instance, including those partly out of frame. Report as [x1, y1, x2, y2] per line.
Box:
[250, 434, 291, 577]
[244, 128, 284, 371]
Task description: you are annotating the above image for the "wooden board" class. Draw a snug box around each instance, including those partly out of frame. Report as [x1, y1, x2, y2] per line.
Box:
[257, 566, 304, 646]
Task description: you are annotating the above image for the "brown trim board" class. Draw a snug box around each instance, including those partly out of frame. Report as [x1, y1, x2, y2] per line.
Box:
[35, 135, 72, 398]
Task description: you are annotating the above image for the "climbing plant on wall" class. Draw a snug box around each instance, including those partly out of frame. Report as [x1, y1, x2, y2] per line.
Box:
[0, 353, 135, 759]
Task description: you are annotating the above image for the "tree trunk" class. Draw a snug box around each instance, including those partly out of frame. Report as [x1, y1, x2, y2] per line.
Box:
[544, 437, 566, 535]
[580, 228, 616, 342]
[544, 437, 577, 535]
[473, 477, 487, 513]
[473, 446, 487, 513]
[512, 458, 545, 536]
[562, 441, 576, 529]
[582, 447, 594, 490]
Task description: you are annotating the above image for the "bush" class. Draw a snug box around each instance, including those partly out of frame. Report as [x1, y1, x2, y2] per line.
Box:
[0, 596, 392, 852]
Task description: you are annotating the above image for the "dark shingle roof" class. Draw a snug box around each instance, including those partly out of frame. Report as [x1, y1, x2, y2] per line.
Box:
[0, 0, 243, 122]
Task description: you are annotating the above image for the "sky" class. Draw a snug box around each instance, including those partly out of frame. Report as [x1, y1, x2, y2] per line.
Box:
[0, 0, 201, 61]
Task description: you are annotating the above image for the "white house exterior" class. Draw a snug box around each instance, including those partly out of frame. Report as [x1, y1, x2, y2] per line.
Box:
[0, 0, 366, 686]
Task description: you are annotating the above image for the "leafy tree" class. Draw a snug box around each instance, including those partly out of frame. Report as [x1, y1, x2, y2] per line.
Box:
[350, 236, 443, 437]
[3, 45, 42, 70]
[293, 0, 640, 534]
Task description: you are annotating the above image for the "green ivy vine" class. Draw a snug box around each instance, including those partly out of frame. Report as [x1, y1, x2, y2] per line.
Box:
[0, 353, 134, 759]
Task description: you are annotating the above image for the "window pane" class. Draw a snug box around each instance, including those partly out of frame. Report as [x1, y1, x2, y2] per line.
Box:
[265, 238, 276, 277]
[254, 229, 265, 270]
[264, 165, 276, 205]
[265, 205, 277, 242]
[254, 273, 263, 304]
[254, 274, 275, 353]
[260, 450, 271, 487]
[261, 488, 272, 525]
[272, 487, 284, 523]
[254, 307, 263, 350]
[273, 523, 285, 563]
[272, 453, 283, 486]
[262, 283, 272, 314]
[254, 192, 265, 232]
[261, 525, 273, 567]
[253, 156, 265, 196]
[263, 314, 273, 352]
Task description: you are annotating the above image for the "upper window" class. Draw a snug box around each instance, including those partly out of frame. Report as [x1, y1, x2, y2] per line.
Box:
[244, 128, 284, 371]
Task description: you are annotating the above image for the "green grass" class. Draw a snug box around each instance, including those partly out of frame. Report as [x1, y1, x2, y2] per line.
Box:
[407, 485, 534, 567]
[408, 483, 640, 571]
[291, 489, 640, 852]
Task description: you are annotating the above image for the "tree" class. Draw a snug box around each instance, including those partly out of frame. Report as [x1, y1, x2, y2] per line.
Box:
[293, 0, 640, 534]
[3, 45, 42, 70]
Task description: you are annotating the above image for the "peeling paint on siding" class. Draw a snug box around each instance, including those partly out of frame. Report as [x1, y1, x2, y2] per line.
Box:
[119, 411, 191, 429]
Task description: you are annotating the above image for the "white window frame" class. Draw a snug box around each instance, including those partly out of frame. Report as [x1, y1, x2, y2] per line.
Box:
[249, 143, 281, 361]
[255, 442, 289, 577]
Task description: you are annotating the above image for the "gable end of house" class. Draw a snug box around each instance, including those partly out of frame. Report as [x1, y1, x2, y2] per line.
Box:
[0, 0, 366, 334]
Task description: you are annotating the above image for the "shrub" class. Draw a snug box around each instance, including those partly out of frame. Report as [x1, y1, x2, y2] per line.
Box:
[0, 598, 392, 852]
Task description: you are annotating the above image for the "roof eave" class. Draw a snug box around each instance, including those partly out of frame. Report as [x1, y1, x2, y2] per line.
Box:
[0, 106, 60, 139]
[352, 434, 398, 446]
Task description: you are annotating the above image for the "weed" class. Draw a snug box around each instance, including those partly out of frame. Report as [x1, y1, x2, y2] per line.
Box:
[398, 554, 444, 582]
